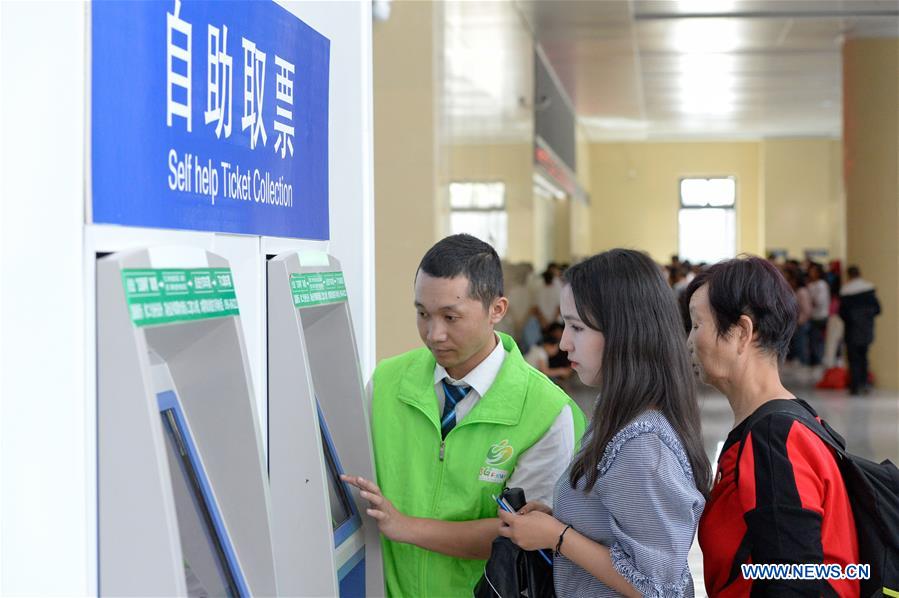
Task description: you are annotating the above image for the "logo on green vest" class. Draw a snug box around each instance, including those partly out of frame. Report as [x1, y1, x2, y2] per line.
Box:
[485, 439, 514, 465]
[479, 439, 514, 483]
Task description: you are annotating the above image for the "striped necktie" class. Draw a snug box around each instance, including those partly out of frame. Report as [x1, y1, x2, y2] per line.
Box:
[440, 379, 471, 439]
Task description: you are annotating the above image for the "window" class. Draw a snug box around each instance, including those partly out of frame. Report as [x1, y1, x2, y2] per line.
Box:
[449, 182, 507, 258]
[678, 177, 736, 265]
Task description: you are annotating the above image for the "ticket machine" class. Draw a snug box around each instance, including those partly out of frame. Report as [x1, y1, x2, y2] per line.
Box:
[97, 248, 277, 596]
[268, 251, 382, 597]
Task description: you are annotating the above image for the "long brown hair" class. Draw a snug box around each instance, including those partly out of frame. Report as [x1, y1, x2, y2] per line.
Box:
[565, 249, 711, 497]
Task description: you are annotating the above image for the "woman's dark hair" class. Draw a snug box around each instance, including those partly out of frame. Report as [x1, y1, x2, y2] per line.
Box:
[684, 256, 798, 361]
[564, 249, 711, 497]
[417, 234, 503, 308]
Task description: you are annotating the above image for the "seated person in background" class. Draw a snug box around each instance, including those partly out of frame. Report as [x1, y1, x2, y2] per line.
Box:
[525, 323, 573, 381]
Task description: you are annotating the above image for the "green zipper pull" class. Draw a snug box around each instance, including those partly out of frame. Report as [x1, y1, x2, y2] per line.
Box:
[439, 440, 445, 461]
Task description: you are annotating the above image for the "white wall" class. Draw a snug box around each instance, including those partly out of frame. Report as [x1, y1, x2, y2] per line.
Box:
[0, 1, 374, 593]
[284, 0, 376, 377]
[2, 3, 89, 594]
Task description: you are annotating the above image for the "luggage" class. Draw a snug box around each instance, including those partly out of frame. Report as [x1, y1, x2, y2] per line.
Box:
[816, 366, 848, 389]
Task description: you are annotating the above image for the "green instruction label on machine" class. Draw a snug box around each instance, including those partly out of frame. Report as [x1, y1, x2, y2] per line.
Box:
[121, 268, 240, 327]
[290, 272, 347, 308]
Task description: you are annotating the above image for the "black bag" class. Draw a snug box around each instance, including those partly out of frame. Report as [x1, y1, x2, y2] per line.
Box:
[473, 488, 555, 598]
[739, 399, 899, 598]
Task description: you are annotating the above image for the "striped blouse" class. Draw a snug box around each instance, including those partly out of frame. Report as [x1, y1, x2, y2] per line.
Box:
[552, 410, 705, 597]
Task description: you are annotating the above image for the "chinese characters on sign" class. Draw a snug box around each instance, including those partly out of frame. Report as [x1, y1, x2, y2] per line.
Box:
[240, 38, 268, 150]
[92, 0, 330, 239]
[122, 268, 240, 327]
[166, 0, 295, 154]
[166, 0, 192, 132]
[274, 57, 296, 158]
[205, 23, 233, 139]
[289, 272, 347, 308]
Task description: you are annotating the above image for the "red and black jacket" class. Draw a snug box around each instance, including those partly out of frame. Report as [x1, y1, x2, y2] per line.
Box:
[699, 403, 859, 596]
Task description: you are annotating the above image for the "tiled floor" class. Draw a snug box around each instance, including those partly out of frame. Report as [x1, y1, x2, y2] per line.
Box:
[560, 364, 899, 597]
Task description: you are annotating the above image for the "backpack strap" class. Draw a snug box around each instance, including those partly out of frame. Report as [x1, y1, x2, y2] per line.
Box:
[734, 398, 847, 486]
[730, 399, 848, 598]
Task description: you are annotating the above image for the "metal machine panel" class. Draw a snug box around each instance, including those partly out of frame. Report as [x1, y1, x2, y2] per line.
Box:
[97, 248, 277, 596]
[267, 251, 382, 597]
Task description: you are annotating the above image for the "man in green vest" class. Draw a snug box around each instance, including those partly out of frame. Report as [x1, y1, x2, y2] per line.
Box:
[344, 234, 586, 597]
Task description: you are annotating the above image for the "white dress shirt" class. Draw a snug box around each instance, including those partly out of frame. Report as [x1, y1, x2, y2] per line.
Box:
[367, 335, 576, 506]
[433, 334, 575, 507]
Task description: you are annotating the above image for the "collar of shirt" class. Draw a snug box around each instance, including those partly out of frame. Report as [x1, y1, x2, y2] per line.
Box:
[433, 333, 506, 398]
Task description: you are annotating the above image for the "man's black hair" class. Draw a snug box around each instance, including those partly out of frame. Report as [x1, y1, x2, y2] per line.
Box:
[416, 234, 504, 308]
[684, 256, 798, 361]
[848, 265, 861, 278]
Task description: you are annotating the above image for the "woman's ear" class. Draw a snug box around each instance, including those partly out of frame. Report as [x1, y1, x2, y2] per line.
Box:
[735, 314, 755, 355]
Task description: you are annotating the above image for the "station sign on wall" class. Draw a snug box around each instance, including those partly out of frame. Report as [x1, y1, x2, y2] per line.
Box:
[91, 0, 331, 239]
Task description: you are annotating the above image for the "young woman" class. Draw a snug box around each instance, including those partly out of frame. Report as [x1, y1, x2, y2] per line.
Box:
[498, 249, 711, 597]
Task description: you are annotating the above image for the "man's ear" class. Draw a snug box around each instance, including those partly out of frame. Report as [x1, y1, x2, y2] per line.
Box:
[489, 296, 509, 325]
[735, 314, 755, 355]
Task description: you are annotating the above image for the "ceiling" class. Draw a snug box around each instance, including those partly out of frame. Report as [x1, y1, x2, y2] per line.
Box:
[443, 1, 536, 143]
[442, 0, 899, 143]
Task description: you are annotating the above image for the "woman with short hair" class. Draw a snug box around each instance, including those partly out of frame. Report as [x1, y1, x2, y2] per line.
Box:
[685, 257, 859, 596]
[498, 249, 710, 597]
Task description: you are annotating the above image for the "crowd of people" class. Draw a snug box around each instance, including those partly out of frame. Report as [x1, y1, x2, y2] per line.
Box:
[666, 255, 881, 396]
[497, 261, 575, 381]
[501, 253, 882, 397]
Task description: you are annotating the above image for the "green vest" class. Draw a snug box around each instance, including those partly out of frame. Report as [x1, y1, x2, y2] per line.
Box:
[371, 332, 586, 597]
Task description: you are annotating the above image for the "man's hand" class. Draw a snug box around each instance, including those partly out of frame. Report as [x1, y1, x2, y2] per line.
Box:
[341, 475, 411, 543]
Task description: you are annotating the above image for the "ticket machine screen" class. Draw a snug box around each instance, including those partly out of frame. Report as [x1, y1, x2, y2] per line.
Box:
[314, 401, 356, 533]
[161, 408, 241, 597]
[320, 419, 354, 531]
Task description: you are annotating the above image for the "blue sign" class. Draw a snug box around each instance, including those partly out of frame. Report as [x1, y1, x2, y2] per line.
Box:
[92, 0, 330, 239]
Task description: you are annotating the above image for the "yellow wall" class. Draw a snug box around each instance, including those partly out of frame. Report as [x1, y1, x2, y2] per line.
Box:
[373, 0, 441, 361]
[763, 139, 844, 260]
[828, 140, 847, 261]
[842, 37, 898, 389]
[445, 130, 611, 272]
[447, 143, 582, 270]
[587, 142, 763, 262]
[553, 199, 572, 264]
[447, 143, 534, 263]
[445, 138, 843, 274]
[571, 127, 593, 261]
